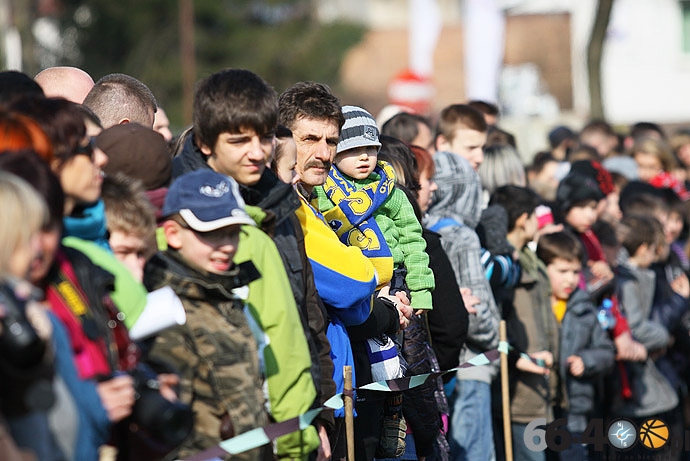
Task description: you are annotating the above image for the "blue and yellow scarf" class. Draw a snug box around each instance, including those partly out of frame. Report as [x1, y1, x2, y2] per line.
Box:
[322, 161, 396, 286]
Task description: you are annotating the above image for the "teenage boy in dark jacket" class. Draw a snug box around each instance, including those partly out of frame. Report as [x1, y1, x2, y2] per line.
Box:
[171, 69, 325, 459]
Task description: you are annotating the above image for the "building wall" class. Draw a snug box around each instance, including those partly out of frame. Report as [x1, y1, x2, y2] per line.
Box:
[327, 0, 690, 159]
[338, 10, 573, 118]
[602, 0, 690, 123]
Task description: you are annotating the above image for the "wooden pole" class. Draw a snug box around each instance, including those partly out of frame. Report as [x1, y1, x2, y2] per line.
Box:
[178, 0, 196, 125]
[500, 320, 513, 461]
[343, 365, 355, 461]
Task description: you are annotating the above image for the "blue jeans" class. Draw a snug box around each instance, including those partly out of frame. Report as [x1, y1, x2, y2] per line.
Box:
[449, 379, 495, 461]
[511, 423, 546, 461]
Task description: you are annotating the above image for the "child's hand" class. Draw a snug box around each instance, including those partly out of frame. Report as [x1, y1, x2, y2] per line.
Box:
[567, 355, 585, 377]
[614, 331, 648, 361]
[534, 223, 564, 244]
[671, 273, 690, 298]
[530, 350, 554, 368]
[515, 356, 549, 376]
[515, 350, 553, 376]
[587, 260, 614, 283]
[394, 291, 424, 316]
[460, 287, 479, 315]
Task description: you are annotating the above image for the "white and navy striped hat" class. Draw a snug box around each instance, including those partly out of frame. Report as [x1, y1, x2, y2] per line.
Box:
[337, 105, 382, 154]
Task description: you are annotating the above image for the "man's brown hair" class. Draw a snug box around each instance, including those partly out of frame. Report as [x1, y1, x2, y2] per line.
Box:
[435, 104, 487, 143]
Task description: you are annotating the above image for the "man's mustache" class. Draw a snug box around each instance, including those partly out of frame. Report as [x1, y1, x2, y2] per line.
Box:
[304, 160, 331, 170]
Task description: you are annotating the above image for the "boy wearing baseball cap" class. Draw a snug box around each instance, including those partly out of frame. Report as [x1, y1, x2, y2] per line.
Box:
[143, 169, 267, 460]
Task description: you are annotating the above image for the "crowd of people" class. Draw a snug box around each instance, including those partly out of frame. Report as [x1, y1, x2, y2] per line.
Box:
[0, 65, 689, 461]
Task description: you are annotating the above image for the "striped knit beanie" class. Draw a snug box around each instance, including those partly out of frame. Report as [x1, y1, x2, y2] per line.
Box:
[337, 105, 382, 154]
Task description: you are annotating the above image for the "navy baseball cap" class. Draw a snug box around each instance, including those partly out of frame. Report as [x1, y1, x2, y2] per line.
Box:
[163, 170, 255, 232]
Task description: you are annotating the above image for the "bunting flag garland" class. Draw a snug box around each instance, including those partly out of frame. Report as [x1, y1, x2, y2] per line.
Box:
[185, 344, 551, 459]
[185, 348, 506, 460]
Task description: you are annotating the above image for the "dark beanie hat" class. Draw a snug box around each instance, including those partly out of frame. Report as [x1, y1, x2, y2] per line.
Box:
[569, 159, 614, 195]
[556, 173, 605, 213]
[618, 180, 666, 213]
[548, 125, 575, 149]
[96, 123, 172, 190]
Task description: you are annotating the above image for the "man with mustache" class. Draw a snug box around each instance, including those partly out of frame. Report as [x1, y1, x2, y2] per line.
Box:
[279, 82, 411, 461]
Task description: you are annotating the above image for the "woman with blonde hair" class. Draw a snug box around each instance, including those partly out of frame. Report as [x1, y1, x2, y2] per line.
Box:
[0, 170, 61, 461]
[478, 143, 526, 205]
[0, 170, 46, 278]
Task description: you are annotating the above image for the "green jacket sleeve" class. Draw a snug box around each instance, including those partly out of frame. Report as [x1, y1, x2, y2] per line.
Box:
[234, 225, 320, 459]
[62, 236, 147, 328]
[382, 189, 435, 310]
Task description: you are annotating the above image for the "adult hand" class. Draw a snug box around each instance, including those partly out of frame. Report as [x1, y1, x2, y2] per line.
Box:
[378, 286, 412, 328]
[24, 300, 53, 342]
[396, 304, 411, 330]
[157, 373, 180, 402]
[97, 375, 136, 423]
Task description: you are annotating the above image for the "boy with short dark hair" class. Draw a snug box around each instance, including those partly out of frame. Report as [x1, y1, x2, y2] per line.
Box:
[616, 215, 671, 353]
[613, 215, 678, 442]
[490, 185, 559, 461]
[144, 170, 267, 460]
[172, 69, 325, 458]
[434, 104, 488, 170]
[537, 231, 615, 461]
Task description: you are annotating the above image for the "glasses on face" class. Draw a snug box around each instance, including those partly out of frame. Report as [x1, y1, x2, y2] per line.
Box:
[74, 136, 97, 160]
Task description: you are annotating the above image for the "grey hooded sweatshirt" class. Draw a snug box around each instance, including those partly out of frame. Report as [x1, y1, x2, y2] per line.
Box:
[425, 151, 500, 383]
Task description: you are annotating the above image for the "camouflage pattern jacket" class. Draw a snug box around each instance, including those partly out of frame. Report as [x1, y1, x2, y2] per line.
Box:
[144, 250, 267, 461]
